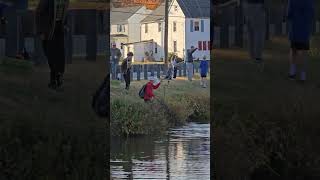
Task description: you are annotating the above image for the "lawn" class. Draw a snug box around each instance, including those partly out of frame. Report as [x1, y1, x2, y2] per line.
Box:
[0, 57, 107, 179]
[213, 36, 320, 179]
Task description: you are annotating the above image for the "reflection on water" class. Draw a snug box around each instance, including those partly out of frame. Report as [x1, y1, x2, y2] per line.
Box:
[111, 123, 210, 180]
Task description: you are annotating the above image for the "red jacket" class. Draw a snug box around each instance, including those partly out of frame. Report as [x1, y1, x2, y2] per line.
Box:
[144, 81, 160, 100]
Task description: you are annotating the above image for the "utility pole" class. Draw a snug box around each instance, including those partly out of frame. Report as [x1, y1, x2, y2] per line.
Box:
[164, 0, 169, 66]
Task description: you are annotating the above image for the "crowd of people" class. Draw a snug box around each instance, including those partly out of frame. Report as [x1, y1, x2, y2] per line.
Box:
[243, 0, 315, 83]
[110, 43, 209, 102]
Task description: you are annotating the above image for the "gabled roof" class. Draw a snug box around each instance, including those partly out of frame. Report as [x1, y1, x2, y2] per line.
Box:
[141, 0, 210, 23]
[177, 0, 210, 18]
[141, 2, 165, 23]
[111, 5, 143, 24]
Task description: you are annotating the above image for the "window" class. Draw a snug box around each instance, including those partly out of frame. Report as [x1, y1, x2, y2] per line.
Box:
[145, 24, 148, 33]
[155, 42, 158, 53]
[117, 25, 122, 32]
[194, 21, 200, 31]
[208, 41, 211, 50]
[174, 5, 178, 11]
[173, 41, 177, 52]
[173, 22, 177, 32]
[203, 41, 207, 50]
[198, 41, 202, 50]
[158, 23, 161, 32]
[117, 25, 125, 32]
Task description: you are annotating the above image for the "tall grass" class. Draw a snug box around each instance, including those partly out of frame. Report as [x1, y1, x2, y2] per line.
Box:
[111, 79, 210, 136]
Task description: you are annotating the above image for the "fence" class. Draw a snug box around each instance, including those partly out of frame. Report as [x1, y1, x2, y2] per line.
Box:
[0, 38, 5, 58]
[213, 21, 320, 48]
[0, 35, 107, 58]
[114, 61, 210, 81]
[0, 8, 107, 61]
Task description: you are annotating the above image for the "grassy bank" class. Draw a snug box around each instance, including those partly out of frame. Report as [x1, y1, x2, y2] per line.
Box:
[213, 36, 320, 179]
[0, 57, 107, 179]
[111, 77, 210, 136]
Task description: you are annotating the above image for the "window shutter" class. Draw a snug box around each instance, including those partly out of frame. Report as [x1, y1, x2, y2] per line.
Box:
[203, 41, 207, 50]
[198, 41, 202, 50]
[201, 20, 204, 32]
[190, 20, 194, 32]
[208, 41, 211, 50]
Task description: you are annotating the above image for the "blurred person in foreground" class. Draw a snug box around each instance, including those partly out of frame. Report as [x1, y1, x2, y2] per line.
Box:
[287, 0, 314, 83]
[36, 0, 69, 90]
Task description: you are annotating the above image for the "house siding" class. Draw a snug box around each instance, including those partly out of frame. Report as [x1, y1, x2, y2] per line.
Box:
[185, 18, 210, 60]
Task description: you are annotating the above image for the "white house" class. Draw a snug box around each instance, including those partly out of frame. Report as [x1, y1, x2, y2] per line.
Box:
[110, 5, 153, 61]
[140, 0, 211, 61]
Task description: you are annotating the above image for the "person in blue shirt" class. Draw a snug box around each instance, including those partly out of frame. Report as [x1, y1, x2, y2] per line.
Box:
[287, 0, 314, 82]
[199, 55, 208, 88]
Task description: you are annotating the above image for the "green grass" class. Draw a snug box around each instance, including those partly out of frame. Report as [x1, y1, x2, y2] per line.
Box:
[111, 77, 210, 136]
[213, 36, 320, 179]
[0, 58, 107, 179]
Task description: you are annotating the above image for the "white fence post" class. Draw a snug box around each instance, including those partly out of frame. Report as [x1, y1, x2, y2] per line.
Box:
[73, 35, 87, 57]
[243, 25, 248, 48]
[282, 22, 287, 35]
[229, 26, 235, 47]
[269, 24, 275, 37]
[213, 26, 220, 48]
[0, 39, 5, 58]
[24, 37, 34, 54]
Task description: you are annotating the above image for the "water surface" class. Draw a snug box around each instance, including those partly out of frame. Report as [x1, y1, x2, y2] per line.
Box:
[111, 122, 210, 180]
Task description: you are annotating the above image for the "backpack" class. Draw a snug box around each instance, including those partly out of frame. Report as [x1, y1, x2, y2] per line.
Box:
[92, 76, 108, 117]
[138, 84, 147, 99]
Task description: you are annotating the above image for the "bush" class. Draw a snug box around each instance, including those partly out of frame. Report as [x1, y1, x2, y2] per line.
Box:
[111, 90, 210, 136]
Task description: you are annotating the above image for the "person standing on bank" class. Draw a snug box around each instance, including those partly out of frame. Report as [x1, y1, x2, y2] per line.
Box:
[244, 0, 266, 67]
[200, 55, 208, 88]
[36, 0, 69, 90]
[121, 52, 133, 90]
[287, 0, 314, 83]
[186, 46, 198, 81]
[110, 43, 122, 80]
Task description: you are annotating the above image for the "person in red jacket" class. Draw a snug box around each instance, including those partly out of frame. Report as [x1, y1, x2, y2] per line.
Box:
[144, 77, 161, 102]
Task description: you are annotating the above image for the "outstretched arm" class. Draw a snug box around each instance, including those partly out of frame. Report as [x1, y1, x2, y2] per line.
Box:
[152, 82, 161, 89]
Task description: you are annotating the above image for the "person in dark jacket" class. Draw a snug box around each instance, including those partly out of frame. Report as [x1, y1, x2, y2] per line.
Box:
[287, 0, 314, 82]
[186, 46, 198, 81]
[110, 43, 122, 80]
[121, 52, 133, 90]
[36, 0, 69, 90]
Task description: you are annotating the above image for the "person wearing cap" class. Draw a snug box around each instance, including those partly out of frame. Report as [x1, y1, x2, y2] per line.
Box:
[110, 43, 122, 80]
[144, 77, 161, 102]
[186, 46, 198, 81]
[121, 52, 133, 90]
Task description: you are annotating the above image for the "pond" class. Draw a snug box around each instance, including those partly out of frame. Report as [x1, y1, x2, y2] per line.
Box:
[110, 122, 210, 180]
